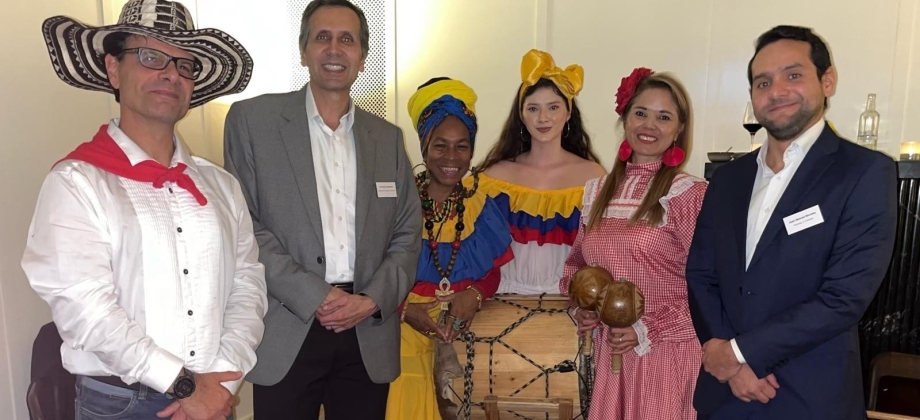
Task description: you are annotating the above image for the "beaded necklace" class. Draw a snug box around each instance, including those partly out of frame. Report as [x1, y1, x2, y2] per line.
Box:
[415, 170, 480, 310]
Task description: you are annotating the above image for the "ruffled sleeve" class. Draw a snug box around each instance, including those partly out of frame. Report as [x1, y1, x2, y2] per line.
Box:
[657, 173, 707, 229]
[635, 174, 707, 354]
[660, 174, 707, 250]
[415, 181, 513, 290]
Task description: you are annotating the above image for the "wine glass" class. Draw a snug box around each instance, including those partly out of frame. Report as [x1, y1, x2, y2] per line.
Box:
[742, 101, 762, 151]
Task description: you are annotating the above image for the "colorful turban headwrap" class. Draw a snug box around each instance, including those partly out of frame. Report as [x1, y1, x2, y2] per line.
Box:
[518, 49, 584, 112]
[407, 79, 478, 154]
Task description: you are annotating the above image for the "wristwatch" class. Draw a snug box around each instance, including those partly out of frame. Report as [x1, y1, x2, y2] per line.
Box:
[168, 368, 196, 399]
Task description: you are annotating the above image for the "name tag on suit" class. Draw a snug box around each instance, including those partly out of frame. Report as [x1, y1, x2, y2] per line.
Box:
[376, 181, 397, 198]
[783, 205, 824, 235]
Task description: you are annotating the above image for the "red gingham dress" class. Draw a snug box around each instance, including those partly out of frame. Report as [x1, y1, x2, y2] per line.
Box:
[560, 161, 707, 420]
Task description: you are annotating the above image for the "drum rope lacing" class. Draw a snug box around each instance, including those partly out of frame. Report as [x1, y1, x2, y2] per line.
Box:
[452, 293, 593, 420]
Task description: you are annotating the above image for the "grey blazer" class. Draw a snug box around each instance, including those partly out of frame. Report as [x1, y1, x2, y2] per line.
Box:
[223, 86, 421, 385]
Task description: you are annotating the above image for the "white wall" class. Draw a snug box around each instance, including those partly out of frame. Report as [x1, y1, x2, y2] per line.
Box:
[1, 1, 112, 419]
[394, 0, 541, 165]
[390, 0, 920, 176]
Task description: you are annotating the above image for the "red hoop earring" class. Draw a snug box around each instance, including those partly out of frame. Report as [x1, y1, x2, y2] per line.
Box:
[618, 140, 633, 162]
[661, 143, 685, 167]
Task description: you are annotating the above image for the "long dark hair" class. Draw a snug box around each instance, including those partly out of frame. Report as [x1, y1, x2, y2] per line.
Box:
[478, 78, 599, 171]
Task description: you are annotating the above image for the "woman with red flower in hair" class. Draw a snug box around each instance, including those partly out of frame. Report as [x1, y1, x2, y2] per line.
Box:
[559, 68, 707, 420]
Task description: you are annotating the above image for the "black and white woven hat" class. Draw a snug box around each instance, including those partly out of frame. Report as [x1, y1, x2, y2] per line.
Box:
[41, 0, 253, 108]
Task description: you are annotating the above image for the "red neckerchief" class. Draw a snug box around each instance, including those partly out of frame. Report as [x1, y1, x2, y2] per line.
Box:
[57, 125, 207, 206]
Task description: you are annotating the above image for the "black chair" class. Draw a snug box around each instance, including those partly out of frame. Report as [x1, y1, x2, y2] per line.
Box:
[867, 352, 920, 418]
[27, 322, 76, 420]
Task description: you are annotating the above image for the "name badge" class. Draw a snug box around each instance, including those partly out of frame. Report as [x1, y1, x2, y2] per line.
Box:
[783, 205, 824, 235]
[376, 182, 397, 198]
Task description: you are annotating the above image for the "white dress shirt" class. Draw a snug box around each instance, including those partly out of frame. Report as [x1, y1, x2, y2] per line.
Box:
[305, 85, 358, 284]
[731, 119, 825, 364]
[22, 120, 267, 394]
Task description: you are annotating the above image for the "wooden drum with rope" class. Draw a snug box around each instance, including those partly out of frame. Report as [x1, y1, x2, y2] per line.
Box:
[446, 294, 591, 419]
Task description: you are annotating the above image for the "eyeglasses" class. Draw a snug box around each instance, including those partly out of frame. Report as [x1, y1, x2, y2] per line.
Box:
[121, 47, 202, 80]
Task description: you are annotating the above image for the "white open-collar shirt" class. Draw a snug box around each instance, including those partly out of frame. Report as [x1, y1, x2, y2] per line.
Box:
[22, 120, 267, 393]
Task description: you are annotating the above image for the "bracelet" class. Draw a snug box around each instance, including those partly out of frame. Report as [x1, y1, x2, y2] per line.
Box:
[466, 285, 483, 310]
[400, 307, 407, 323]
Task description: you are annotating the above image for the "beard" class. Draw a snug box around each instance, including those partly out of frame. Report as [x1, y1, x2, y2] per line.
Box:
[758, 101, 821, 141]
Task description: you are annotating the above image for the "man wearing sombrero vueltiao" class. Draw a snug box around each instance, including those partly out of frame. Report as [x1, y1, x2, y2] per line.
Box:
[21, 1, 267, 419]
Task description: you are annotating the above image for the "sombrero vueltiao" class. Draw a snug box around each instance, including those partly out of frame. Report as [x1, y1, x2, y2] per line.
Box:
[41, 0, 253, 108]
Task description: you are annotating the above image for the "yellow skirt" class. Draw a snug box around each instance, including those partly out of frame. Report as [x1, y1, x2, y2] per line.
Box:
[385, 293, 443, 420]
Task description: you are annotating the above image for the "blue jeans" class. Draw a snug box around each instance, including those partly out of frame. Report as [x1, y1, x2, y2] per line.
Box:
[75, 376, 234, 420]
[75, 376, 172, 419]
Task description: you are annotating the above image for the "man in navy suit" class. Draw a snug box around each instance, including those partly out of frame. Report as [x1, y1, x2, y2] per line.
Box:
[687, 25, 898, 419]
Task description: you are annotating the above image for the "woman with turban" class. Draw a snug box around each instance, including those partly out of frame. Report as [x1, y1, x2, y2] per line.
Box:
[386, 77, 513, 420]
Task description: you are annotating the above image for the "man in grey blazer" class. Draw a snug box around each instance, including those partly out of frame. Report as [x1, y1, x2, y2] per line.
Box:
[222, 0, 420, 418]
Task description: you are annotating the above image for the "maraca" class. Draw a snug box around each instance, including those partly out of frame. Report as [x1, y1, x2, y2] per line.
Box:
[569, 264, 613, 355]
[598, 279, 645, 374]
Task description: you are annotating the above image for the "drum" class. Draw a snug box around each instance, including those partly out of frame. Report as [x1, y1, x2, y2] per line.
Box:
[447, 294, 590, 419]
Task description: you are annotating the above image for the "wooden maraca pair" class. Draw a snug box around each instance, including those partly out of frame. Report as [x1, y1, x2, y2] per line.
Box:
[569, 264, 645, 374]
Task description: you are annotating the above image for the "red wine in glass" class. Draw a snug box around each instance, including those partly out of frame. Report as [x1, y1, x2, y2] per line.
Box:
[742, 102, 761, 151]
[743, 123, 762, 136]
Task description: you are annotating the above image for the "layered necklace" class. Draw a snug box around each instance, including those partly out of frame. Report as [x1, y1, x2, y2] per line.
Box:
[415, 170, 480, 285]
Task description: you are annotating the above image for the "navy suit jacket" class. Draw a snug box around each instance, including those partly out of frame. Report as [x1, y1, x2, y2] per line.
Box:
[686, 125, 897, 419]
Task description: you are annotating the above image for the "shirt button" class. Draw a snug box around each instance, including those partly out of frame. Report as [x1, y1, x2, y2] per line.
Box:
[183, 269, 189, 275]
[177, 227, 183, 233]
[187, 310, 193, 316]
[335, 162, 340, 167]
[190, 351, 195, 357]
[339, 245, 345, 250]
[168, 188, 174, 194]
[336, 189, 341, 194]
[317, 256, 325, 264]
[338, 216, 343, 221]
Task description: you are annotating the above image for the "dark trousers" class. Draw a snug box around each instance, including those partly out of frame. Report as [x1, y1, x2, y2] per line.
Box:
[253, 319, 389, 420]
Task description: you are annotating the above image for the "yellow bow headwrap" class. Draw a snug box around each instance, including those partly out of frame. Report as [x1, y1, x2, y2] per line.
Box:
[518, 49, 584, 110]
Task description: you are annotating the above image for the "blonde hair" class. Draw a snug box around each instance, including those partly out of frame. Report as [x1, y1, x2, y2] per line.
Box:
[586, 72, 694, 230]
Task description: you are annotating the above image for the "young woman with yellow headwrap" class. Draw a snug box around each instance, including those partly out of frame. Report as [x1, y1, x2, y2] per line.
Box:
[477, 50, 606, 295]
[386, 78, 513, 420]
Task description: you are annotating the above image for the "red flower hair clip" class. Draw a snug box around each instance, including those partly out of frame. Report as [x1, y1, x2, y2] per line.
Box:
[615, 67, 654, 115]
